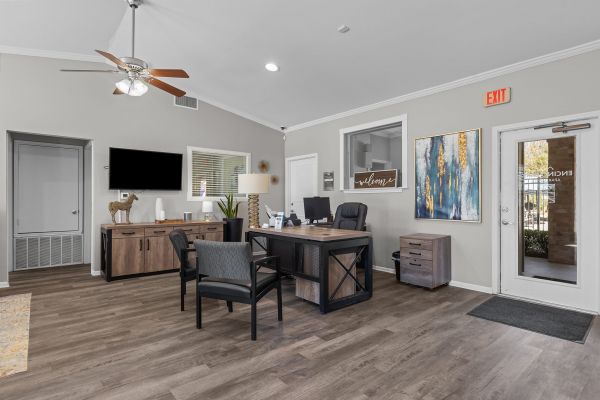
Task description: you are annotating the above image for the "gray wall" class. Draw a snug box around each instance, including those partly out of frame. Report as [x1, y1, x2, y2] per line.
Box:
[0, 53, 284, 284]
[285, 49, 600, 288]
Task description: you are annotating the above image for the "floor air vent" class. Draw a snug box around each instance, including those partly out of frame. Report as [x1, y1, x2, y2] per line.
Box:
[174, 95, 198, 110]
[14, 234, 84, 270]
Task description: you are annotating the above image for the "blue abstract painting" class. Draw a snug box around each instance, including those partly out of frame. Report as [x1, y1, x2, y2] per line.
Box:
[415, 129, 481, 221]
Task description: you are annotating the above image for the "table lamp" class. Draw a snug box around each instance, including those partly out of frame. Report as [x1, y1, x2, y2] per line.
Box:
[202, 200, 213, 221]
[238, 173, 270, 229]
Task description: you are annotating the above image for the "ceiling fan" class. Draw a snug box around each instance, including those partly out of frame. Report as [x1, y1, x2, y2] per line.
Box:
[61, 0, 189, 97]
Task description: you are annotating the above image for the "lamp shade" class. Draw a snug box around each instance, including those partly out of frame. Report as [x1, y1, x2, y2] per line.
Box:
[238, 173, 270, 194]
[201, 201, 213, 213]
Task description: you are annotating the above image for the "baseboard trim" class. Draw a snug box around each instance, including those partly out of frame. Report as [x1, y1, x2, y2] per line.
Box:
[373, 265, 395, 274]
[90, 270, 101, 277]
[0, 281, 9, 288]
[449, 280, 493, 294]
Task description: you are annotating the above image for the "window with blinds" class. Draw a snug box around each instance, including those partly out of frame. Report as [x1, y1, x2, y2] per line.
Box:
[187, 146, 250, 200]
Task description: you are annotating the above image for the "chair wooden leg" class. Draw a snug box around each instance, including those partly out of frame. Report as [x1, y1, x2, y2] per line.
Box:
[196, 289, 202, 329]
[277, 280, 283, 321]
[181, 280, 185, 311]
[251, 302, 257, 341]
[227, 301, 233, 313]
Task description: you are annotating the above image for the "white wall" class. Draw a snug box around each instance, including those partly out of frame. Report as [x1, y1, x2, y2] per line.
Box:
[0, 53, 284, 284]
[285, 49, 600, 289]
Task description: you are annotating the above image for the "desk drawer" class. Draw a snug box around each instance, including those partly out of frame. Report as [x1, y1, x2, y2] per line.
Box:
[144, 227, 173, 237]
[400, 262, 433, 288]
[111, 228, 145, 238]
[400, 248, 432, 260]
[400, 238, 433, 251]
[399, 257, 433, 271]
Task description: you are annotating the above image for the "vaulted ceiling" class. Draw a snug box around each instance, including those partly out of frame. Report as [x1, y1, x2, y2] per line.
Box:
[2, 0, 600, 129]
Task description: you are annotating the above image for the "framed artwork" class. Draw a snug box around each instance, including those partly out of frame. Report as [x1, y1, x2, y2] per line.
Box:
[415, 128, 481, 222]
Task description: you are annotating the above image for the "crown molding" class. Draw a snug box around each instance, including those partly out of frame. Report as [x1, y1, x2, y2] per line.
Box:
[286, 39, 600, 133]
[0, 45, 104, 63]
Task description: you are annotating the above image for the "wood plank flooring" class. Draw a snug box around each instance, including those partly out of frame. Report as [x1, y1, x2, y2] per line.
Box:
[0, 265, 599, 400]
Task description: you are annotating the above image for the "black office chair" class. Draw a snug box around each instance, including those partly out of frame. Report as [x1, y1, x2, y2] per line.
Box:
[332, 202, 368, 231]
[194, 240, 282, 341]
[169, 229, 198, 311]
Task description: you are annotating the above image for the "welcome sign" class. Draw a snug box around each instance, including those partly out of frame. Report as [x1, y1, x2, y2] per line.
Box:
[353, 169, 397, 189]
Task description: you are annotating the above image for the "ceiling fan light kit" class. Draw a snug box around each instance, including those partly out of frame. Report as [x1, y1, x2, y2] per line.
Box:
[60, 0, 189, 98]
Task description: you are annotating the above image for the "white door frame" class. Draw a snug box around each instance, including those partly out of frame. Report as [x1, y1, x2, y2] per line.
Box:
[491, 110, 600, 312]
[285, 153, 319, 216]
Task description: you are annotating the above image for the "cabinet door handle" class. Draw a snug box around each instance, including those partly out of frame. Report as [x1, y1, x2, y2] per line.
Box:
[409, 251, 421, 256]
[207, 227, 216, 231]
[122, 231, 136, 235]
[409, 242, 421, 246]
[139, 239, 142, 251]
[147, 239, 150, 250]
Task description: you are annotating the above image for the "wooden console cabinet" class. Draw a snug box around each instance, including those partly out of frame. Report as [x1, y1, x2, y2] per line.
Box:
[101, 221, 224, 281]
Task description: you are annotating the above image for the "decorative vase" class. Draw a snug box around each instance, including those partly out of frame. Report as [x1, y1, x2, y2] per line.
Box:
[223, 217, 243, 242]
[155, 198, 164, 221]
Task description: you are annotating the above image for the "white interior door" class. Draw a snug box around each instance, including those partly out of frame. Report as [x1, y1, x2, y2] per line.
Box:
[286, 154, 318, 220]
[15, 141, 83, 234]
[500, 120, 599, 311]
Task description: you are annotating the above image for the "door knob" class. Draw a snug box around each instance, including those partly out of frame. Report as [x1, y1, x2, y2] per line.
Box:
[501, 219, 513, 225]
[72, 210, 78, 215]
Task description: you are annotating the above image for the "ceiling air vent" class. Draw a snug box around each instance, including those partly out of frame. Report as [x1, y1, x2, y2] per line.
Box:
[174, 95, 199, 110]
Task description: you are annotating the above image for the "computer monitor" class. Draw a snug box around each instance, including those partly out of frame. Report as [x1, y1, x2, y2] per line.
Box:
[304, 197, 331, 223]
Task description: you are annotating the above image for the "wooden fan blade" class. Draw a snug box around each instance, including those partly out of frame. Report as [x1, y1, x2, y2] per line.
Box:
[60, 69, 122, 73]
[95, 50, 129, 70]
[147, 69, 189, 78]
[113, 88, 125, 95]
[145, 77, 186, 97]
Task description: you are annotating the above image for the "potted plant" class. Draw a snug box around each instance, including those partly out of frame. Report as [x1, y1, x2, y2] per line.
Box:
[218, 193, 243, 242]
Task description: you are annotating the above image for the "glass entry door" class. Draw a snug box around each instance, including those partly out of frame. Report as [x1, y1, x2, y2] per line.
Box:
[500, 121, 600, 311]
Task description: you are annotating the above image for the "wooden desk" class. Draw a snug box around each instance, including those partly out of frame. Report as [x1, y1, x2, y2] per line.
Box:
[247, 226, 373, 313]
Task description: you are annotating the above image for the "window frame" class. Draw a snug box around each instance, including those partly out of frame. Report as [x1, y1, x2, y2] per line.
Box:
[186, 146, 251, 202]
[338, 114, 408, 193]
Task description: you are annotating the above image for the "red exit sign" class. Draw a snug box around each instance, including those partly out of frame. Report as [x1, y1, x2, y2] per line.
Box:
[484, 87, 511, 107]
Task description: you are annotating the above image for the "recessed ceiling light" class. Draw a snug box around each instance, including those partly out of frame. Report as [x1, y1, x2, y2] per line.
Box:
[265, 63, 279, 72]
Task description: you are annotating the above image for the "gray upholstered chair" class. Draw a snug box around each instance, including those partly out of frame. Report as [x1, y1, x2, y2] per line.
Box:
[194, 240, 282, 340]
[332, 202, 368, 231]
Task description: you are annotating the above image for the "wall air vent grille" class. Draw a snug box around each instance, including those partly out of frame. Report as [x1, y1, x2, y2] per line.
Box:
[174, 95, 199, 110]
[13, 234, 84, 270]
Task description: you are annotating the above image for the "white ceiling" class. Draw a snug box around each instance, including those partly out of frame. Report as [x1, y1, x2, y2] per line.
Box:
[2, 0, 600, 129]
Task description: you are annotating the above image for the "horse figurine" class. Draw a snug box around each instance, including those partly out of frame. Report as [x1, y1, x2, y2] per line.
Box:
[108, 194, 138, 224]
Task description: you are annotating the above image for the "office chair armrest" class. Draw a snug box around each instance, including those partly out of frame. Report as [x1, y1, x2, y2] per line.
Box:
[250, 255, 280, 291]
[252, 255, 280, 271]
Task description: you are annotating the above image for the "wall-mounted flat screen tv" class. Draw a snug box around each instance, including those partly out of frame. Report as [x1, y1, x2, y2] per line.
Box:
[109, 147, 183, 190]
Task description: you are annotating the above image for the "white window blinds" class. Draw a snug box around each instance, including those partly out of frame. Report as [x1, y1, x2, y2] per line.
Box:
[188, 147, 249, 199]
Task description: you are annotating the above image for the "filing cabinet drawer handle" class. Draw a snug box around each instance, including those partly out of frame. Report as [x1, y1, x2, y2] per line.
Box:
[207, 227, 217, 231]
[409, 242, 421, 246]
[122, 231, 136, 235]
[409, 251, 421, 256]
[153, 230, 166, 234]
[409, 262, 421, 267]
